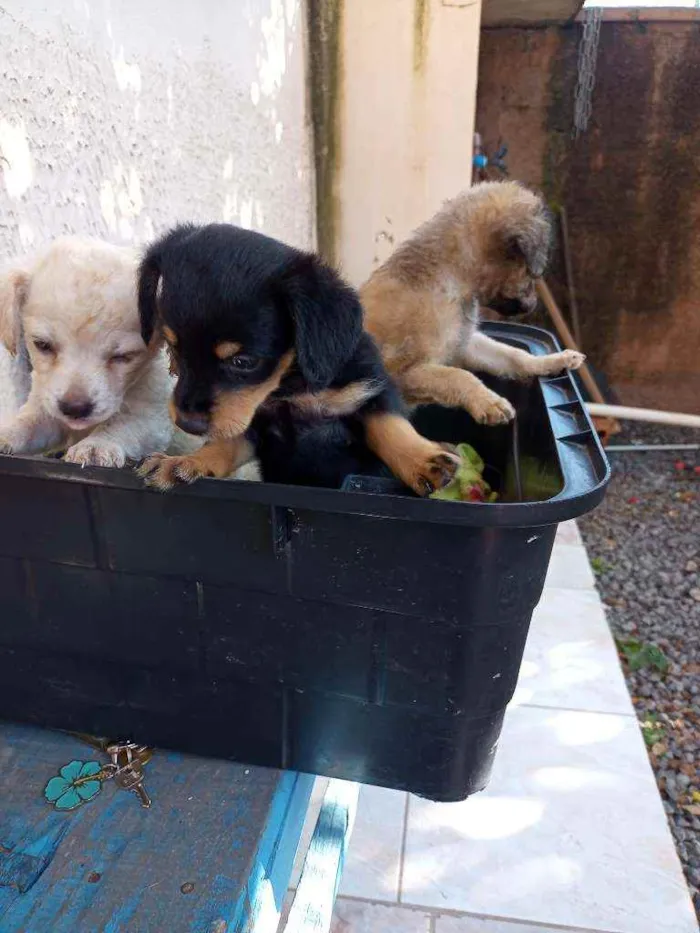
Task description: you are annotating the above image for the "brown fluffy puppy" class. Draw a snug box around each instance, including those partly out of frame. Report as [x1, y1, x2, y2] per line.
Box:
[361, 181, 585, 425]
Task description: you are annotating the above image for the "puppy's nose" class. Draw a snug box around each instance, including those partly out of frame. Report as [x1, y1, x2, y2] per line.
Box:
[175, 411, 210, 436]
[58, 395, 94, 421]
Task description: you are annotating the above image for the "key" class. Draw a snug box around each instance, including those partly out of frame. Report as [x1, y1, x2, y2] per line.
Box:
[107, 741, 151, 766]
[115, 763, 152, 808]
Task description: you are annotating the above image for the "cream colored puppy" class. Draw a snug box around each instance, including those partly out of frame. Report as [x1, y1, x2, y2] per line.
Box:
[0, 236, 173, 467]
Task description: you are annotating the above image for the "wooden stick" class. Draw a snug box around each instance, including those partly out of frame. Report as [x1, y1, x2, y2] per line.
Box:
[536, 279, 607, 406]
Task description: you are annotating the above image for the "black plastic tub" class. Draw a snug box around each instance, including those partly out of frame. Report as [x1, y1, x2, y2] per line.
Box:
[0, 323, 609, 801]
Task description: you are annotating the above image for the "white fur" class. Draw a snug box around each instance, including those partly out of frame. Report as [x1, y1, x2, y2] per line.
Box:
[0, 237, 174, 467]
[0, 236, 261, 481]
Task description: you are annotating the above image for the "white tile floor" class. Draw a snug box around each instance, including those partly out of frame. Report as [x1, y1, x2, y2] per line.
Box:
[286, 521, 698, 933]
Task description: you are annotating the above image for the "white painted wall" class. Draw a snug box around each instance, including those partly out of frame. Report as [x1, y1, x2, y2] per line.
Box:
[0, 0, 314, 255]
[0, 0, 314, 419]
[337, 0, 482, 286]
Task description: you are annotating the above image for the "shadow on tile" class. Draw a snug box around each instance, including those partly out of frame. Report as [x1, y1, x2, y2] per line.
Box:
[402, 705, 696, 933]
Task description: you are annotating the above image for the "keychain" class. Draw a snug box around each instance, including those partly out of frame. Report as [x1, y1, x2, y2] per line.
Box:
[43, 737, 153, 811]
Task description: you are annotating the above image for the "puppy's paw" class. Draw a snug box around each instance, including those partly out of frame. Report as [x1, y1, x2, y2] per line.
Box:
[560, 349, 586, 370]
[411, 443, 461, 497]
[536, 349, 586, 375]
[65, 439, 127, 469]
[0, 423, 29, 454]
[137, 452, 211, 490]
[469, 390, 515, 425]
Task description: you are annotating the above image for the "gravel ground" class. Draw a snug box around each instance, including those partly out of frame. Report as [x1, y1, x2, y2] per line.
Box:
[578, 424, 699, 918]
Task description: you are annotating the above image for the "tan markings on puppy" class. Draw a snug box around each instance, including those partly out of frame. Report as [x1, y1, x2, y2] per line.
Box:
[214, 340, 242, 360]
[162, 326, 177, 346]
[209, 350, 294, 439]
[364, 413, 459, 497]
[360, 181, 557, 419]
[288, 380, 379, 417]
[138, 436, 254, 490]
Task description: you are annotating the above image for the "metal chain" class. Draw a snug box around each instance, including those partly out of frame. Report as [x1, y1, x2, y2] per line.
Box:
[573, 6, 603, 139]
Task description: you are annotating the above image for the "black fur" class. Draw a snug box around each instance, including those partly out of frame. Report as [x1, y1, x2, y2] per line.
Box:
[486, 295, 532, 318]
[138, 223, 405, 488]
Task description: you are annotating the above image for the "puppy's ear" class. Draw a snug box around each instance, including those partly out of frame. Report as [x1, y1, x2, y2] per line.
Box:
[0, 268, 31, 356]
[137, 250, 162, 346]
[138, 224, 196, 345]
[284, 257, 363, 390]
[504, 209, 552, 278]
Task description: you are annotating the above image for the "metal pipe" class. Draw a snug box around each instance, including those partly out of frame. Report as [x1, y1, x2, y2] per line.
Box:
[586, 403, 700, 429]
[606, 443, 700, 453]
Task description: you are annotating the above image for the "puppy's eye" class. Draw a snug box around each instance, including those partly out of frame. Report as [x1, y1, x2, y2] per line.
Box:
[226, 355, 259, 372]
[32, 338, 55, 355]
[109, 352, 138, 365]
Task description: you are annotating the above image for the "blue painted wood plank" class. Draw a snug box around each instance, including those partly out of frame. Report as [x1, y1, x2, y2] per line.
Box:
[0, 722, 312, 932]
[235, 771, 315, 933]
[283, 781, 359, 933]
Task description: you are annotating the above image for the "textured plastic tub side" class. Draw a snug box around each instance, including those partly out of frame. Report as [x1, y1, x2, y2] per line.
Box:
[0, 323, 609, 800]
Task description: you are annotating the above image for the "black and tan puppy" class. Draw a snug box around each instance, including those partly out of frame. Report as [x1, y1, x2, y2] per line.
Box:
[361, 181, 585, 425]
[136, 224, 459, 495]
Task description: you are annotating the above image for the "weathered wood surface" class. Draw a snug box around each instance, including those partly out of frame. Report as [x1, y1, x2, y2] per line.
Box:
[283, 781, 359, 933]
[0, 722, 313, 932]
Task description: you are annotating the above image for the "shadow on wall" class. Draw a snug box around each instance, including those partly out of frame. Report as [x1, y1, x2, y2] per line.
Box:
[476, 20, 700, 413]
[0, 0, 313, 259]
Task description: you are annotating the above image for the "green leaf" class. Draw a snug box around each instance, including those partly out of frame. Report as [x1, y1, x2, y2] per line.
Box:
[430, 481, 462, 501]
[640, 713, 665, 748]
[617, 638, 669, 673]
[430, 443, 495, 503]
[456, 443, 484, 473]
[643, 644, 670, 673]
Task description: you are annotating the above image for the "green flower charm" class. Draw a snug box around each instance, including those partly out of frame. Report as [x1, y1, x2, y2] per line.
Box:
[44, 760, 104, 810]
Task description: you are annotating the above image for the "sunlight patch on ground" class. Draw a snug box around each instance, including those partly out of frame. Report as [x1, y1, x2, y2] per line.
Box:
[417, 796, 545, 841]
[547, 710, 625, 746]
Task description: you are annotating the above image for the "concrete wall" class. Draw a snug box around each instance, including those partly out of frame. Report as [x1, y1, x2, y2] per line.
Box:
[0, 0, 314, 257]
[309, 0, 482, 287]
[477, 19, 700, 412]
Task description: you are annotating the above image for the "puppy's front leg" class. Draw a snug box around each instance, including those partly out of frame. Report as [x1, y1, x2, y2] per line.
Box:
[138, 436, 255, 491]
[65, 359, 174, 468]
[0, 399, 65, 455]
[64, 407, 173, 469]
[364, 413, 459, 496]
[400, 362, 516, 425]
[462, 331, 585, 380]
